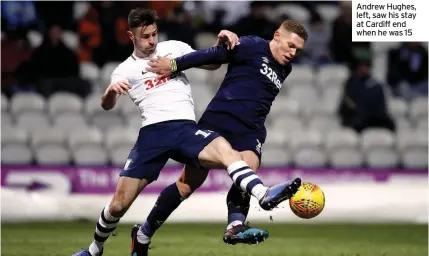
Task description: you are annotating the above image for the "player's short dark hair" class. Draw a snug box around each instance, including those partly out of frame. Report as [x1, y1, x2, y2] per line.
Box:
[128, 8, 158, 29]
[280, 20, 308, 41]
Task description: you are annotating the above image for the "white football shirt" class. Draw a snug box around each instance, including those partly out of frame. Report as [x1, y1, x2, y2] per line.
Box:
[110, 40, 196, 127]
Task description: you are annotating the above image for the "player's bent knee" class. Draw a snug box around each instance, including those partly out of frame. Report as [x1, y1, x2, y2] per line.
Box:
[240, 150, 260, 171]
[214, 138, 242, 165]
[108, 176, 148, 218]
[176, 181, 193, 198]
[109, 189, 138, 217]
[176, 167, 208, 197]
[108, 199, 129, 218]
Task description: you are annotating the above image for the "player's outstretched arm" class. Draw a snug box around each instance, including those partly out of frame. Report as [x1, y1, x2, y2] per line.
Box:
[198, 62, 221, 71]
[101, 81, 131, 110]
[147, 44, 233, 80]
[175, 43, 233, 72]
[197, 30, 239, 71]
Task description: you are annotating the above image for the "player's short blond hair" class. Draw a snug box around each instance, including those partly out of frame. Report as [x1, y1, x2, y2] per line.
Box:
[280, 20, 308, 41]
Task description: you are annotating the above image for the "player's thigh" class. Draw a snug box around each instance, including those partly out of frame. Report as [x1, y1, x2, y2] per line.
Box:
[176, 165, 209, 197]
[240, 150, 260, 171]
[110, 176, 149, 217]
[120, 147, 169, 182]
[120, 126, 171, 182]
[227, 135, 262, 170]
[111, 147, 168, 216]
[174, 124, 239, 169]
[111, 155, 167, 216]
[198, 136, 243, 169]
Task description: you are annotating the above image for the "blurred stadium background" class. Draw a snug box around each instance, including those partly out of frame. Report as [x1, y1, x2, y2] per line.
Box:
[1, 1, 428, 256]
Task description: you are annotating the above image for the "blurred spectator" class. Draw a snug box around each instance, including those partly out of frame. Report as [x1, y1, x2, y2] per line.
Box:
[293, 1, 326, 22]
[120, 1, 150, 13]
[303, 14, 331, 65]
[231, 1, 278, 40]
[1, 29, 34, 97]
[329, 1, 371, 69]
[161, 5, 198, 49]
[387, 42, 428, 101]
[196, 3, 227, 35]
[1, 1, 39, 35]
[34, 2, 75, 31]
[114, 11, 134, 60]
[78, 5, 101, 63]
[199, 1, 250, 29]
[148, 1, 181, 19]
[338, 59, 396, 133]
[29, 24, 91, 98]
[88, 2, 133, 67]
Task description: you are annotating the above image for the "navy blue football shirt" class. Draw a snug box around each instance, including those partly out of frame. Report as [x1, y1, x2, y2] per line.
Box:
[175, 36, 292, 141]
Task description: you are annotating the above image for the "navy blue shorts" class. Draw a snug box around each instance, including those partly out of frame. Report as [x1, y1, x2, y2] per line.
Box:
[120, 120, 219, 181]
[198, 112, 264, 160]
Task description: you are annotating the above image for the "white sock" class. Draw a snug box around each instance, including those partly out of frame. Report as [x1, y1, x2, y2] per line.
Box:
[251, 184, 268, 200]
[89, 241, 103, 256]
[89, 205, 120, 256]
[226, 220, 244, 231]
[137, 229, 151, 244]
[227, 161, 268, 200]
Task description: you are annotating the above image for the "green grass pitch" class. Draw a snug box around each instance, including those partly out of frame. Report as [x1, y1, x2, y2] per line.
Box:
[1, 222, 427, 256]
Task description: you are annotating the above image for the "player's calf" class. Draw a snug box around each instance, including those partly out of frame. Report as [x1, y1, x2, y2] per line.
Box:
[90, 205, 120, 255]
[199, 137, 301, 211]
[129, 168, 208, 253]
[224, 150, 259, 233]
[135, 182, 186, 250]
[73, 177, 148, 256]
[226, 185, 251, 225]
[198, 137, 268, 200]
[72, 204, 120, 256]
[176, 165, 209, 198]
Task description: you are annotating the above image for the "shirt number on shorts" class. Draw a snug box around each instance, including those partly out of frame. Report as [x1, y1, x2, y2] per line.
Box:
[124, 159, 132, 170]
[195, 129, 212, 138]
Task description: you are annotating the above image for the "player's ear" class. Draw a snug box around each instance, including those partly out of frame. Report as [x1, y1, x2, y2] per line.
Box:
[273, 30, 281, 41]
[127, 30, 134, 41]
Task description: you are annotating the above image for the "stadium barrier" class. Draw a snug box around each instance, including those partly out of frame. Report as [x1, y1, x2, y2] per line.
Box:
[1, 166, 427, 224]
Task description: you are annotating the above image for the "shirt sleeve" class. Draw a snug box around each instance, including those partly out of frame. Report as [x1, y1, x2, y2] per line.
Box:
[175, 36, 256, 72]
[179, 41, 196, 55]
[110, 65, 128, 84]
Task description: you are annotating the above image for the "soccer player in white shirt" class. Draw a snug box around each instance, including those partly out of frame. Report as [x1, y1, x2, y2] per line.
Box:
[73, 8, 301, 256]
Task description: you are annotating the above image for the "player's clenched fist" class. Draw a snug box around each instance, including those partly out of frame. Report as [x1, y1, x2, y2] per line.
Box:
[146, 57, 172, 80]
[216, 30, 239, 50]
[108, 80, 132, 95]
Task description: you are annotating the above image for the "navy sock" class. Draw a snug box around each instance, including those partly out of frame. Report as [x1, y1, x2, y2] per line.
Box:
[140, 183, 184, 237]
[226, 184, 250, 226]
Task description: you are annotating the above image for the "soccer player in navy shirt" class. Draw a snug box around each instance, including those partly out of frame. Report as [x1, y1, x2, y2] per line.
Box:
[137, 20, 307, 251]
